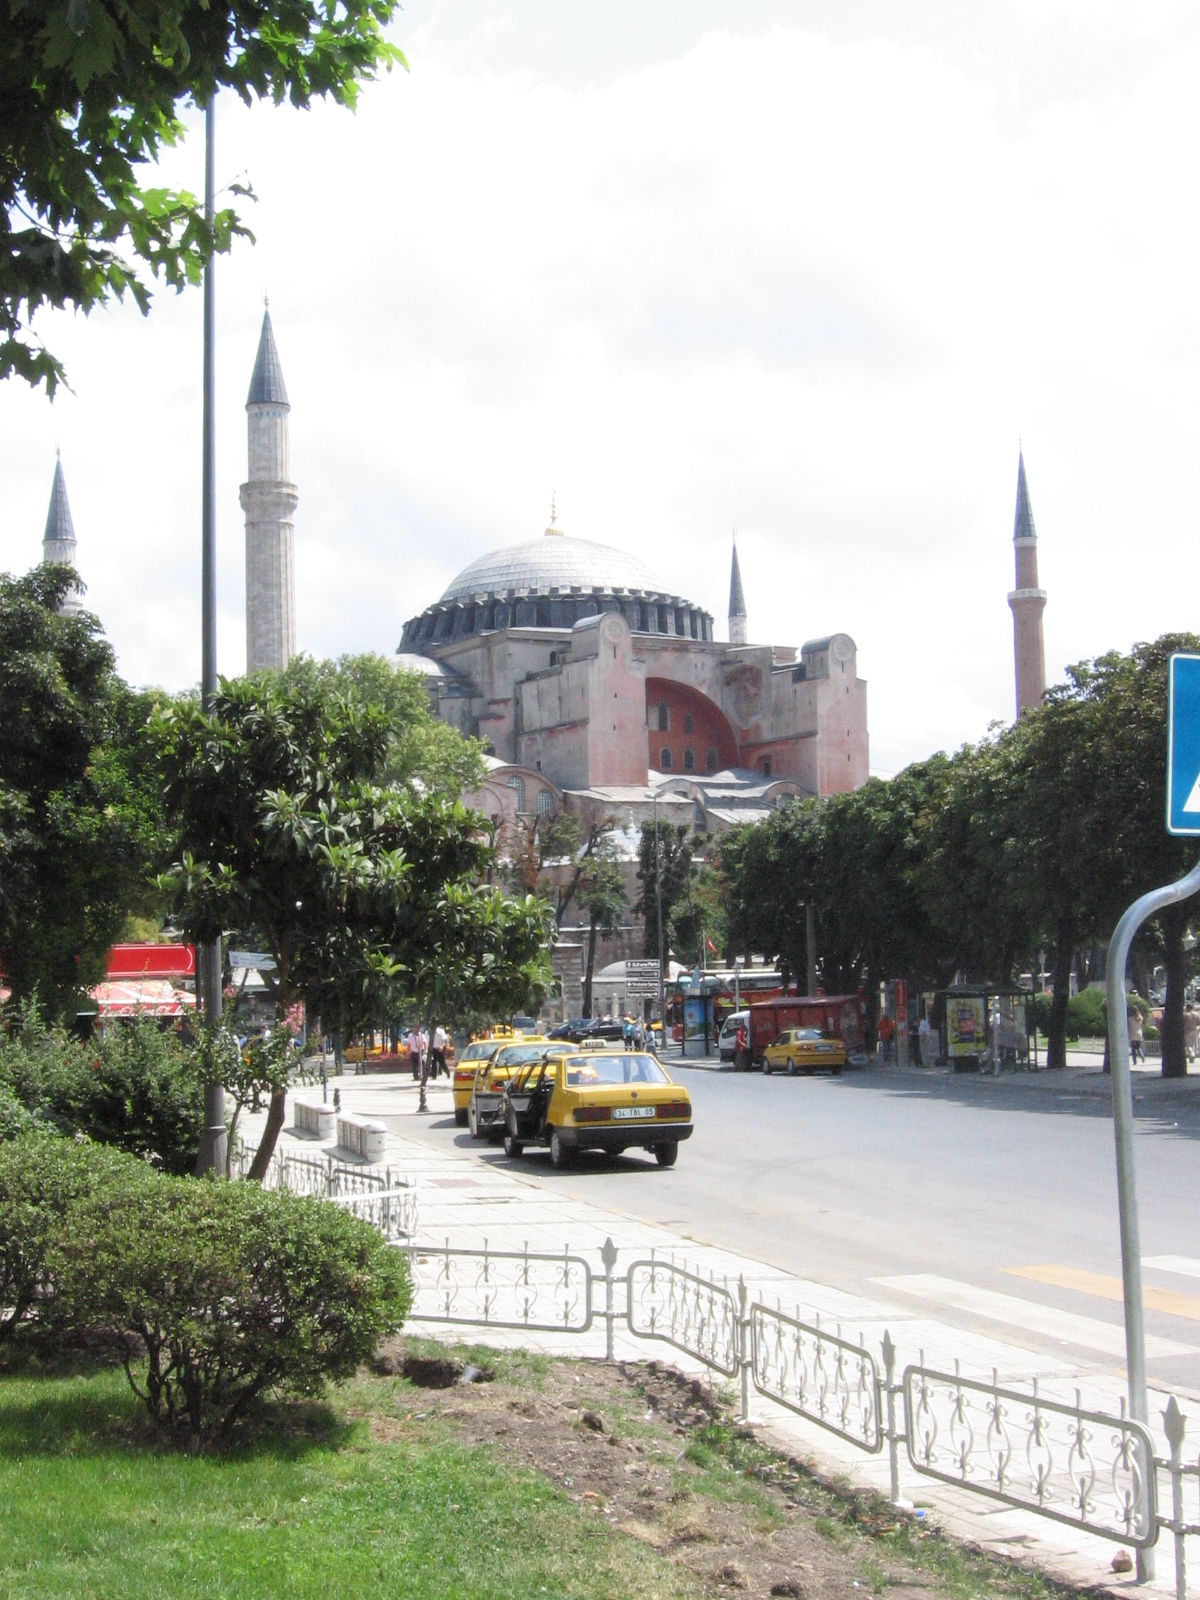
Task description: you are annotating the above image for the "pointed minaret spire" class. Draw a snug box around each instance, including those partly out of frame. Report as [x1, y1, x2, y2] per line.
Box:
[240, 308, 297, 672]
[42, 452, 82, 615]
[1007, 447, 1047, 716]
[728, 532, 747, 646]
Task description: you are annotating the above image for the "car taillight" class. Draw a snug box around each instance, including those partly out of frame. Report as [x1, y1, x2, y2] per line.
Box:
[573, 1106, 610, 1123]
[656, 1101, 690, 1119]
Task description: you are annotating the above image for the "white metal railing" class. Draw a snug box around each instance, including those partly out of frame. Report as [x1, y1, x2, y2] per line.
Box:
[402, 1235, 1199, 1592]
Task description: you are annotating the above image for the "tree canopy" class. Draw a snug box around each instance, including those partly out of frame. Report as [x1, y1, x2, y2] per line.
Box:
[0, 565, 167, 1016]
[3, 0, 403, 392]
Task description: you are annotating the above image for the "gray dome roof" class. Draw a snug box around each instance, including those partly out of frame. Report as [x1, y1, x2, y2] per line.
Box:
[440, 532, 668, 603]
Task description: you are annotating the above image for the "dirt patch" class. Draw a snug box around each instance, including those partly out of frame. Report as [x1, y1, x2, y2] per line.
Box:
[360, 1347, 1102, 1600]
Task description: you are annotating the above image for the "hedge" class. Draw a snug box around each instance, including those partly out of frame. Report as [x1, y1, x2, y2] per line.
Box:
[0, 1134, 148, 1346]
[54, 1166, 412, 1444]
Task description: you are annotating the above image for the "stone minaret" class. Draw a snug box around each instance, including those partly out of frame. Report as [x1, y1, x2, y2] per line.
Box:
[1007, 448, 1047, 717]
[42, 452, 82, 616]
[728, 534, 747, 646]
[240, 308, 297, 672]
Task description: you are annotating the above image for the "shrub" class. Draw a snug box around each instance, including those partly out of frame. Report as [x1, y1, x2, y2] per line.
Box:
[1067, 987, 1107, 1040]
[0, 1012, 203, 1173]
[0, 1134, 149, 1347]
[57, 1176, 412, 1444]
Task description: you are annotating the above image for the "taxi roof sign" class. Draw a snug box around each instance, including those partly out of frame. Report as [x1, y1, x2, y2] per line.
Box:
[1167, 653, 1200, 835]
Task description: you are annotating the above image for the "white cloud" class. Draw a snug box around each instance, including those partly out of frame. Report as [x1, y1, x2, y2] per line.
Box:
[2, 4, 1199, 777]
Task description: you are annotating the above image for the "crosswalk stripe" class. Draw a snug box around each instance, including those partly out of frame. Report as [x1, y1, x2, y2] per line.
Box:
[1004, 1264, 1200, 1322]
[1145, 1255, 1200, 1281]
[874, 1274, 1196, 1359]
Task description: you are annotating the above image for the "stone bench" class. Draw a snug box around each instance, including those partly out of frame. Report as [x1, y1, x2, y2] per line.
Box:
[337, 1113, 388, 1162]
[293, 1098, 338, 1139]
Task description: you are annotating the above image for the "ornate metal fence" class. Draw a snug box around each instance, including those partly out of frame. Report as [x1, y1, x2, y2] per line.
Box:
[229, 1144, 416, 1239]
[625, 1256, 740, 1378]
[751, 1303, 883, 1452]
[902, 1358, 1156, 1547]
[408, 1239, 593, 1332]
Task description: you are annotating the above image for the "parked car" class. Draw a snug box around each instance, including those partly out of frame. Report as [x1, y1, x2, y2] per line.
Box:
[451, 1039, 503, 1126]
[467, 1040, 571, 1140]
[761, 1027, 846, 1076]
[501, 1049, 692, 1168]
[718, 1010, 750, 1063]
[548, 1018, 627, 1044]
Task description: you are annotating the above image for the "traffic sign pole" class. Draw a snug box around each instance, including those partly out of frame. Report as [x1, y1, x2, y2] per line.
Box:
[1103, 652, 1200, 1581]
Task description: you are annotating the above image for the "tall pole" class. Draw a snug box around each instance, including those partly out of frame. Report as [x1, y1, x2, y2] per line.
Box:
[1105, 857, 1200, 1581]
[654, 792, 666, 1053]
[196, 92, 227, 1178]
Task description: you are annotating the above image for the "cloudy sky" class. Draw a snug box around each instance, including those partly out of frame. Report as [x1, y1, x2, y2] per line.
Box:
[3, 1, 1198, 776]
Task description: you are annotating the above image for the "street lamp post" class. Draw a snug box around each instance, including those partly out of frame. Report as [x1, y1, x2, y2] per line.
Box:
[653, 791, 666, 1053]
[195, 91, 227, 1178]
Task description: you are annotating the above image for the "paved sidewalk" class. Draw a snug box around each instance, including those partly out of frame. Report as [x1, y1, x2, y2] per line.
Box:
[241, 1068, 1195, 1596]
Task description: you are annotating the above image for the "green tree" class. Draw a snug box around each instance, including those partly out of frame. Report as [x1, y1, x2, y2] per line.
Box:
[0, 565, 167, 1017]
[4, 0, 403, 393]
[153, 673, 552, 1173]
[635, 820, 694, 962]
[579, 848, 625, 1018]
[280, 653, 486, 798]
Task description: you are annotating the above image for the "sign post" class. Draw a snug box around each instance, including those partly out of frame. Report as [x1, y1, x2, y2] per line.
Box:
[1105, 652, 1200, 1582]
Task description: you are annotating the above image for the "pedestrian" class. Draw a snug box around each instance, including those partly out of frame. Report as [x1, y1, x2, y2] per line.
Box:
[407, 1025, 421, 1081]
[418, 1025, 429, 1076]
[878, 1013, 895, 1064]
[1128, 1004, 1144, 1065]
[918, 1014, 933, 1068]
[432, 1022, 448, 1079]
[735, 1021, 748, 1072]
[1185, 1005, 1199, 1064]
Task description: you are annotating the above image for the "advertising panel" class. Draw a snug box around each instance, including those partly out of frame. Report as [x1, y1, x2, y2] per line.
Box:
[947, 996, 985, 1057]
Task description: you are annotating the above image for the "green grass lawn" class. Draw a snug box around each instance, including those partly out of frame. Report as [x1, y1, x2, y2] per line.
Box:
[0, 1366, 694, 1600]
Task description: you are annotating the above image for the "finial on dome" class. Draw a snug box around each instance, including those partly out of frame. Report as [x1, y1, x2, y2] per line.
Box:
[545, 491, 563, 537]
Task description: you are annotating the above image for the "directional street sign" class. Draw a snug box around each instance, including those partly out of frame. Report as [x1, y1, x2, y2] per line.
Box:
[623, 959, 661, 997]
[1167, 653, 1200, 835]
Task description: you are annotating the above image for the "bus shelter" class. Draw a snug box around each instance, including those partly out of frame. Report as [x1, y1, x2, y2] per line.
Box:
[938, 984, 1032, 1072]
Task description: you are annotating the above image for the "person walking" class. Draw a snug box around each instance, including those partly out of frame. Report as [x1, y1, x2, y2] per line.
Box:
[735, 1021, 748, 1073]
[431, 1023, 448, 1079]
[1127, 1003, 1145, 1065]
[407, 1025, 421, 1081]
[878, 1012, 895, 1064]
[1184, 1004, 1199, 1064]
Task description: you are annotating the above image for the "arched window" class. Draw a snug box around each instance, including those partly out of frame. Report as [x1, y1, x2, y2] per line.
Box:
[659, 747, 673, 770]
[706, 747, 718, 772]
[507, 776, 526, 813]
[536, 789, 553, 816]
[656, 701, 669, 732]
[683, 712, 693, 735]
[683, 748, 695, 771]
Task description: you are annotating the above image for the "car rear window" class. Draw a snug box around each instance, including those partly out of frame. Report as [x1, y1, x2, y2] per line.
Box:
[459, 1043, 495, 1060]
[564, 1054, 670, 1087]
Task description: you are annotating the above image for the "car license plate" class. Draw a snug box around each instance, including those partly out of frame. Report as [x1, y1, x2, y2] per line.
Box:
[612, 1106, 656, 1120]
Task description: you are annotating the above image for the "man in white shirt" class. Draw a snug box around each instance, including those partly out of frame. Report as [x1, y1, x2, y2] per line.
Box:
[432, 1024, 448, 1079]
[407, 1027, 421, 1081]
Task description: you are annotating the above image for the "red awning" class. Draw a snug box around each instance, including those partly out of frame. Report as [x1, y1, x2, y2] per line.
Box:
[106, 944, 196, 979]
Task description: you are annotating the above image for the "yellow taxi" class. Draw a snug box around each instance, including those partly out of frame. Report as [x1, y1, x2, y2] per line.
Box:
[762, 1026, 846, 1076]
[467, 1039, 573, 1141]
[501, 1047, 692, 1168]
[451, 1039, 504, 1127]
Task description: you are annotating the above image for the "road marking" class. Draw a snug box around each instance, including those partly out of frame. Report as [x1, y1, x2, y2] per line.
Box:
[875, 1274, 1196, 1359]
[1003, 1264, 1200, 1322]
[1145, 1256, 1200, 1281]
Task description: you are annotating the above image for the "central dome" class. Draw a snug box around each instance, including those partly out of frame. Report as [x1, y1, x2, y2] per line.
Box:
[439, 531, 667, 605]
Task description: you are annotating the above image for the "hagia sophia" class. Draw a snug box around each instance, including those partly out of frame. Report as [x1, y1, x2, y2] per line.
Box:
[29, 311, 1046, 1004]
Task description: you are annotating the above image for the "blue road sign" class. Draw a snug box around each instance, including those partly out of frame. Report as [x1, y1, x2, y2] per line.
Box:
[1167, 653, 1200, 834]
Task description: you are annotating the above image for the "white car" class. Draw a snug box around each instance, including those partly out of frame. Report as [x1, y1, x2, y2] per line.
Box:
[718, 1011, 750, 1063]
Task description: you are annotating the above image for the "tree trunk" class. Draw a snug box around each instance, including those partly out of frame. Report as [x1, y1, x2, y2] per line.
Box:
[1046, 917, 1074, 1071]
[583, 914, 598, 1018]
[246, 1087, 286, 1182]
[1160, 905, 1187, 1078]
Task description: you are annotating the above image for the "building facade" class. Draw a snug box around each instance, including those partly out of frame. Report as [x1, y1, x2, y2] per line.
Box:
[399, 519, 869, 803]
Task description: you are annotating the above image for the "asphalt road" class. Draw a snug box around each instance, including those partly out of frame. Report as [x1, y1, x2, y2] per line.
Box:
[404, 1059, 1200, 1391]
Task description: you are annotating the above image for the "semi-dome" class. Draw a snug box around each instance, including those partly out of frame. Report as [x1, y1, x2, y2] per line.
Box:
[439, 532, 667, 606]
[400, 526, 714, 652]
